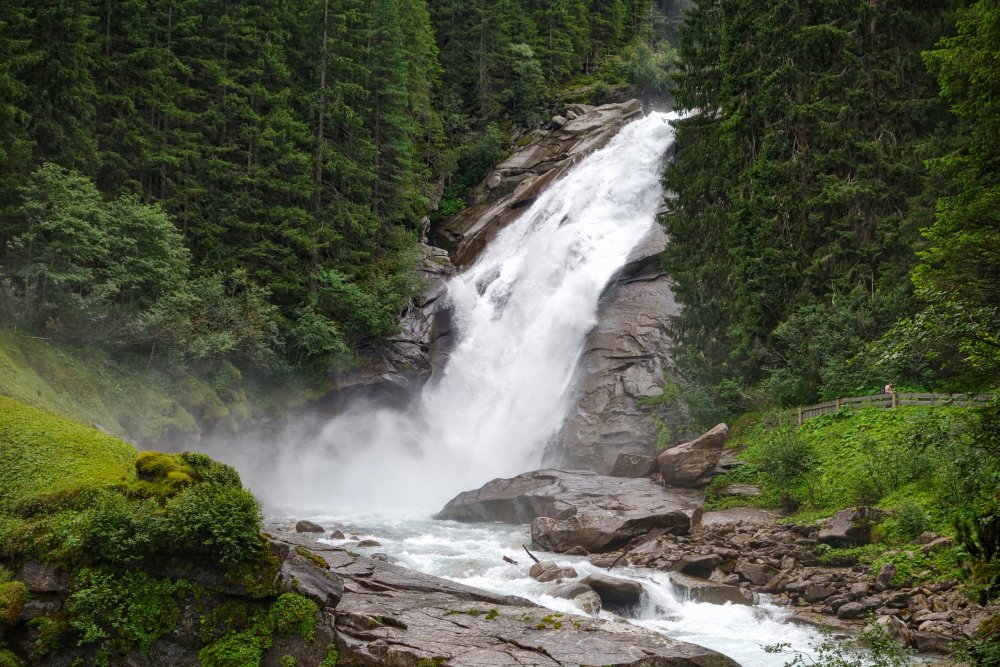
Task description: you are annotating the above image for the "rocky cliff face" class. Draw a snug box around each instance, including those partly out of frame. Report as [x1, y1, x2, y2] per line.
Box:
[548, 223, 684, 472]
[431, 100, 644, 268]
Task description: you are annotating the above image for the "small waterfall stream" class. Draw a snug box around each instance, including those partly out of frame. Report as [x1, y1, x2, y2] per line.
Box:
[210, 111, 825, 665]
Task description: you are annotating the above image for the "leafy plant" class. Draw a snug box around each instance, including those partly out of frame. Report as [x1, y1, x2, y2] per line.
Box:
[765, 623, 914, 667]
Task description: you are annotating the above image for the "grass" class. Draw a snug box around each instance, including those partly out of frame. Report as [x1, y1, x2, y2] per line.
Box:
[0, 396, 136, 513]
[714, 404, 984, 534]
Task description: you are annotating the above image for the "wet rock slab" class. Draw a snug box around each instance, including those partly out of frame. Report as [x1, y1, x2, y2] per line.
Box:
[293, 537, 737, 667]
[435, 469, 704, 553]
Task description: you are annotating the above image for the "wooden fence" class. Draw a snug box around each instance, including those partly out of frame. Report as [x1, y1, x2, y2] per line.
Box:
[797, 392, 994, 425]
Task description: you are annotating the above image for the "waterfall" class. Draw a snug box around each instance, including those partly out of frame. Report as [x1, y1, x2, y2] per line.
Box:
[246, 111, 680, 513]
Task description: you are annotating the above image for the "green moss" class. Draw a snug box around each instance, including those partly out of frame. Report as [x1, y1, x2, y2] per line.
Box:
[319, 645, 339, 667]
[269, 594, 318, 637]
[416, 659, 446, 667]
[0, 579, 27, 625]
[295, 546, 329, 571]
[198, 629, 269, 667]
[30, 613, 71, 657]
[0, 396, 137, 514]
[0, 648, 23, 667]
[280, 656, 297, 667]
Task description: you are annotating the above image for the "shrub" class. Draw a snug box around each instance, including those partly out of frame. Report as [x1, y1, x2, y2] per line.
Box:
[164, 484, 262, 565]
[179, 452, 242, 488]
[67, 569, 189, 655]
[0, 579, 28, 626]
[198, 630, 267, 667]
[269, 594, 318, 637]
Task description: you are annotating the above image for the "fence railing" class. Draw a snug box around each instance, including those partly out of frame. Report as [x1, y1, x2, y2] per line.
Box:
[797, 392, 994, 425]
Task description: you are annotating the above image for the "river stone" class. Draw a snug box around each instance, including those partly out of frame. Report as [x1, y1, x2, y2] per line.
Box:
[295, 520, 325, 533]
[657, 424, 729, 487]
[668, 573, 752, 606]
[675, 554, 724, 578]
[437, 469, 704, 553]
[285, 537, 738, 667]
[529, 560, 578, 582]
[549, 582, 594, 599]
[581, 573, 646, 612]
[818, 507, 891, 547]
[576, 590, 603, 615]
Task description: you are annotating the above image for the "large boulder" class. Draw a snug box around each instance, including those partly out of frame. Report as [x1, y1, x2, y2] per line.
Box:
[550, 224, 686, 472]
[609, 453, 659, 478]
[818, 507, 891, 547]
[657, 424, 729, 487]
[436, 469, 705, 553]
[581, 573, 646, 612]
[667, 573, 752, 606]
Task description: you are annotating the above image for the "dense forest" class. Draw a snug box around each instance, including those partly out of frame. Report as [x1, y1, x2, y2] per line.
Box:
[0, 0, 676, 372]
[662, 0, 1000, 413]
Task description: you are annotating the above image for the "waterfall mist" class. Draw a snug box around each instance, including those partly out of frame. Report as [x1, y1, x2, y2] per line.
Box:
[206, 112, 681, 514]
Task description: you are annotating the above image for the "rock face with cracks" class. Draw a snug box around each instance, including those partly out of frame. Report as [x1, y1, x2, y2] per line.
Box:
[551, 223, 685, 473]
[273, 535, 739, 667]
[435, 469, 704, 553]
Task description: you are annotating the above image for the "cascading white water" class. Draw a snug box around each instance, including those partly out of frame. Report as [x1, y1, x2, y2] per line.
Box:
[240, 111, 680, 513]
[213, 112, 829, 666]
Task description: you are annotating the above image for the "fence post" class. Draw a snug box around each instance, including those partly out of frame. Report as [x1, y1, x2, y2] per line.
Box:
[798, 407, 803, 427]
[892, 391, 898, 408]
[835, 398, 841, 410]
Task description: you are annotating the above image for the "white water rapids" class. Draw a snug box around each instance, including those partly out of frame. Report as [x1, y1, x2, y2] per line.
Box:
[208, 111, 827, 665]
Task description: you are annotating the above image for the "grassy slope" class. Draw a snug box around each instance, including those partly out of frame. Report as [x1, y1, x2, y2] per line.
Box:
[714, 405, 981, 532]
[0, 330, 325, 449]
[0, 396, 137, 512]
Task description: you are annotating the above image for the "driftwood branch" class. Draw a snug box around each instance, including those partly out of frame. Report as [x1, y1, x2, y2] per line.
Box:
[502, 556, 518, 565]
[521, 544, 540, 563]
[606, 551, 629, 571]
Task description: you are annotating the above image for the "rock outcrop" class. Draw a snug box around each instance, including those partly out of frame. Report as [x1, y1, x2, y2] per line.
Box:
[317, 244, 455, 412]
[281, 534, 739, 667]
[433, 101, 644, 268]
[435, 469, 704, 553]
[549, 223, 685, 472]
[817, 506, 892, 547]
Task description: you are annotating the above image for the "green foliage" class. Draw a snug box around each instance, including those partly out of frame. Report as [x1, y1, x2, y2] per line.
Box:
[715, 406, 997, 535]
[67, 569, 189, 655]
[163, 484, 263, 566]
[198, 629, 268, 667]
[958, 613, 1000, 667]
[269, 594, 318, 637]
[0, 577, 27, 626]
[662, 0, 959, 411]
[320, 645, 339, 667]
[910, 0, 1000, 388]
[766, 622, 914, 667]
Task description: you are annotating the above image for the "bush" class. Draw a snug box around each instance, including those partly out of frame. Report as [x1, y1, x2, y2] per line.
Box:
[198, 630, 267, 667]
[0, 578, 27, 626]
[766, 622, 914, 667]
[164, 484, 262, 565]
[269, 594, 318, 637]
[754, 427, 816, 502]
[67, 569, 189, 655]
